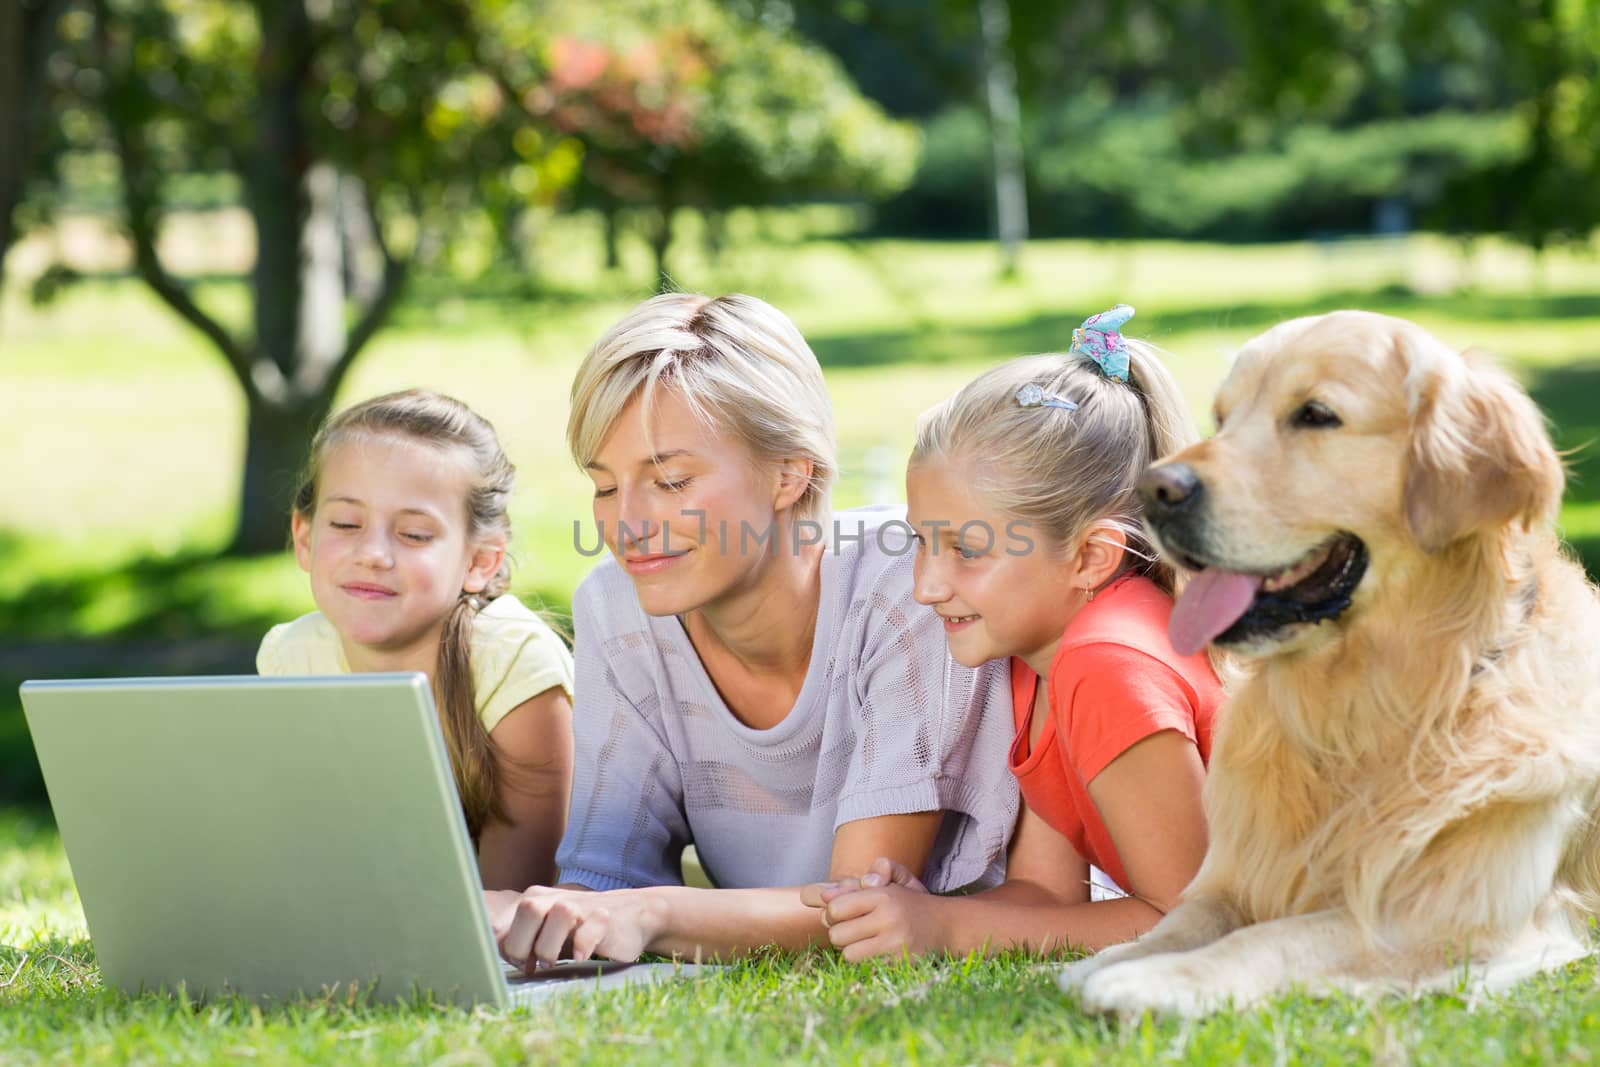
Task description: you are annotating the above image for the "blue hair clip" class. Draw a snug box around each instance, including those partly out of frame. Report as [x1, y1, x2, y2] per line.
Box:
[1015, 383, 1079, 412]
[1070, 304, 1135, 384]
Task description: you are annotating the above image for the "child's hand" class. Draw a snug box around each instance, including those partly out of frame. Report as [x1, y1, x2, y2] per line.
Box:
[816, 883, 945, 962]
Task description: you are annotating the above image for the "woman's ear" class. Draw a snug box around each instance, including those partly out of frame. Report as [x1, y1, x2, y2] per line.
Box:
[772, 458, 815, 514]
[291, 511, 314, 574]
[1072, 522, 1127, 592]
[463, 537, 507, 595]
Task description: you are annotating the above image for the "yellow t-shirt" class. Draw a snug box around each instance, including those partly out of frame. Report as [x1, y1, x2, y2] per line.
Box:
[255, 594, 574, 733]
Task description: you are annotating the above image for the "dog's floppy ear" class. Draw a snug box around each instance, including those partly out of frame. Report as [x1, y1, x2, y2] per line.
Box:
[1404, 349, 1563, 553]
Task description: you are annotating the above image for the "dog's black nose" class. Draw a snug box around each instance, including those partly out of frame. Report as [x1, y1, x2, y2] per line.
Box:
[1138, 463, 1203, 515]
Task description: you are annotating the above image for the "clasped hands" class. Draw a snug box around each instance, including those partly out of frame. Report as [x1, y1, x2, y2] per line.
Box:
[798, 856, 944, 961]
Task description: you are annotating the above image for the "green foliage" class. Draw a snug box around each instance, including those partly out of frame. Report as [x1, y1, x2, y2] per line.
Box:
[787, 1, 1600, 253]
[19, 0, 595, 553]
[870, 106, 991, 236]
[60, 0, 574, 262]
[878, 100, 1524, 240]
[1206, 0, 1600, 251]
[545, 0, 920, 217]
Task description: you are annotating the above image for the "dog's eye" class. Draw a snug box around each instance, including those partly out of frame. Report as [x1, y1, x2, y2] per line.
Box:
[1292, 400, 1342, 429]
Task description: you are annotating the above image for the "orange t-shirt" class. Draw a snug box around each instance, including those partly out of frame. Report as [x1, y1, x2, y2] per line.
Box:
[1008, 574, 1223, 893]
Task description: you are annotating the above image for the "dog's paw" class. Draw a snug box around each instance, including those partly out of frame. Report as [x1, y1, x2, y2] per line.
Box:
[1057, 941, 1145, 995]
[1057, 955, 1102, 995]
[1078, 954, 1228, 1019]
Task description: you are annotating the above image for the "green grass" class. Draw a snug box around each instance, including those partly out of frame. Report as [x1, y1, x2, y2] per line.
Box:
[2, 815, 1599, 1064]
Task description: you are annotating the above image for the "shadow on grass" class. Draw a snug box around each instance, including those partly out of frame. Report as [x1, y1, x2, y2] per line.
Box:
[0, 548, 269, 805]
[1527, 360, 1600, 581]
[807, 285, 1600, 369]
[0, 541, 573, 806]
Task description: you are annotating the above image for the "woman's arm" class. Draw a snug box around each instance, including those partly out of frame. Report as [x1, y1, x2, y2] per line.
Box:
[815, 732, 1207, 958]
[476, 686, 574, 891]
[492, 810, 945, 967]
[636, 810, 946, 958]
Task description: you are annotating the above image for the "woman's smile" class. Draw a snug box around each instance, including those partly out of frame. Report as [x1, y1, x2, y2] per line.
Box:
[622, 551, 690, 576]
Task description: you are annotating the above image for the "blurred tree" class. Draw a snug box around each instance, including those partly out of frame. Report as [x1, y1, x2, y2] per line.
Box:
[1211, 0, 1600, 254]
[59, 0, 574, 554]
[538, 0, 918, 288]
[0, 0, 68, 292]
[801, 0, 1592, 250]
[787, 0, 1034, 271]
[789, 0, 969, 118]
[978, 0, 1026, 275]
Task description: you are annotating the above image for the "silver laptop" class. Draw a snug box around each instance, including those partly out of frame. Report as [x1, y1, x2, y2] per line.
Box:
[20, 673, 702, 1007]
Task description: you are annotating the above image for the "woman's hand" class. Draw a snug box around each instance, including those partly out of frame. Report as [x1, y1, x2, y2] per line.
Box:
[485, 886, 659, 972]
[801, 855, 928, 909]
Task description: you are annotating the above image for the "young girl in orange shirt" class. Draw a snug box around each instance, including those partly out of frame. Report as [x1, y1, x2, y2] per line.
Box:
[805, 306, 1223, 958]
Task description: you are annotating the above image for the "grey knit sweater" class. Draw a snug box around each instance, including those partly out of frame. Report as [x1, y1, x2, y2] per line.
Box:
[556, 507, 1019, 893]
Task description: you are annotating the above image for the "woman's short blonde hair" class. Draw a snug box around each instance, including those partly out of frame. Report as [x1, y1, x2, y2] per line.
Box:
[567, 292, 837, 523]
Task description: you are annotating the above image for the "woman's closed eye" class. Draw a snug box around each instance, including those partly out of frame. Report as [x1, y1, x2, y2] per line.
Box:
[592, 477, 691, 498]
[399, 530, 435, 544]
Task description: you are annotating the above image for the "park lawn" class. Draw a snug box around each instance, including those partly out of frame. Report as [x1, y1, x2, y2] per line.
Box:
[2, 815, 1600, 1065]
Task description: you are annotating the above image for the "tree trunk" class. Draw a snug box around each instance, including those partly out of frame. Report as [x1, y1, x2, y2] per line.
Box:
[651, 190, 676, 292]
[228, 159, 348, 555]
[704, 208, 726, 265]
[337, 173, 381, 306]
[231, 391, 337, 555]
[0, 1, 23, 288]
[94, 0, 409, 557]
[978, 0, 1027, 278]
[602, 202, 622, 271]
[226, 4, 340, 556]
[0, 0, 64, 293]
[247, 0, 314, 384]
[299, 162, 346, 372]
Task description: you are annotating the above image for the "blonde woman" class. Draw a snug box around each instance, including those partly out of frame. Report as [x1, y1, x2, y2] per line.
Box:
[487, 293, 1018, 966]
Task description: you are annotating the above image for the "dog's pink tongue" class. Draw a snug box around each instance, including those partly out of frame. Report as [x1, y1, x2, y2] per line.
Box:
[1170, 569, 1262, 656]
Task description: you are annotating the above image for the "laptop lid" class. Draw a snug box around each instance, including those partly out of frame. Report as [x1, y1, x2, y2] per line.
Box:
[20, 674, 510, 1008]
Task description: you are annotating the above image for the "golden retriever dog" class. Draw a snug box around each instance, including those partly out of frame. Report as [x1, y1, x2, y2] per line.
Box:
[1059, 309, 1600, 1017]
